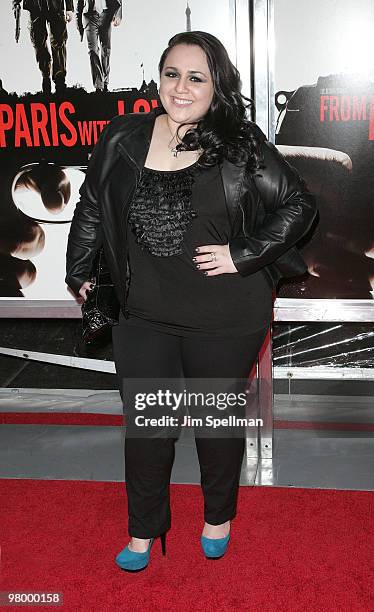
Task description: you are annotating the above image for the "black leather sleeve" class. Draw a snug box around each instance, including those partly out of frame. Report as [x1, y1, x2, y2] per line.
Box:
[65, 121, 114, 296]
[229, 136, 317, 277]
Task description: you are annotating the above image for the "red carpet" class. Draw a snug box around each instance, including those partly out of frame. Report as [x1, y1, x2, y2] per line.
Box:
[1, 480, 373, 612]
[0, 413, 124, 426]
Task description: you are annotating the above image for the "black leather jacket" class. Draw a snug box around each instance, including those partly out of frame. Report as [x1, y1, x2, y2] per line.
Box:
[66, 108, 317, 317]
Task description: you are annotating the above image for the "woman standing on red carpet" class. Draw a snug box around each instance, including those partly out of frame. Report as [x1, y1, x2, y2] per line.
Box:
[66, 31, 316, 571]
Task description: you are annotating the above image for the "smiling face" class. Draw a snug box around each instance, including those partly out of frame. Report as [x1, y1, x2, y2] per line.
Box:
[159, 43, 214, 130]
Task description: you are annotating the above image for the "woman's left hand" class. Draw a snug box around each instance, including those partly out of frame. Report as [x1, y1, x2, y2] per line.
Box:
[193, 244, 238, 276]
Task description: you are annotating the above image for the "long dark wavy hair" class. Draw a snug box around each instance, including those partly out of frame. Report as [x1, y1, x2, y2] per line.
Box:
[158, 31, 264, 171]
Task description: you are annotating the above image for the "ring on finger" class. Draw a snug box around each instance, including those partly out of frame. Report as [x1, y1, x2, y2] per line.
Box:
[210, 251, 216, 262]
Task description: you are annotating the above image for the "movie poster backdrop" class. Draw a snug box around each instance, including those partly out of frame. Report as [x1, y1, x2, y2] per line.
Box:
[272, 0, 374, 370]
[274, 0, 374, 301]
[3, 0, 373, 305]
[0, 0, 235, 300]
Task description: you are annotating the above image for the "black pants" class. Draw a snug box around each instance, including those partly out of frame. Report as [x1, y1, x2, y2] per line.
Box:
[29, 11, 67, 82]
[112, 315, 268, 539]
[83, 10, 113, 90]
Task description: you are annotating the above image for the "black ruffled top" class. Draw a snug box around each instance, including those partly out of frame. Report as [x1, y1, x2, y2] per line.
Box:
[125, 162, 273, 337]
[128, 163, 199, 256]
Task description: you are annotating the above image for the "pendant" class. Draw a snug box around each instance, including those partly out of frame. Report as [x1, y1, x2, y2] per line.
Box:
[171, 147, 179, 157]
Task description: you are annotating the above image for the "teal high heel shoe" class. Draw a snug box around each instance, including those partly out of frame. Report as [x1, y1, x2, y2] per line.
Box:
[115, 532, 167, 572]
[201, 527, 231, 559]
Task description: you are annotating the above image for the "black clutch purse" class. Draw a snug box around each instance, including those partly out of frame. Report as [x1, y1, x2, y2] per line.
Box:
[81, 247, 120, 346]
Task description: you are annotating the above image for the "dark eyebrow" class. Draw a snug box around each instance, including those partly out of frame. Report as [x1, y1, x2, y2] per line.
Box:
[163, 66, 208, 78]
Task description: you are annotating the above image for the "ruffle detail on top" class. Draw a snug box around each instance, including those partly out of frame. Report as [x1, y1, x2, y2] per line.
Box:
[128, 165, 198, 256]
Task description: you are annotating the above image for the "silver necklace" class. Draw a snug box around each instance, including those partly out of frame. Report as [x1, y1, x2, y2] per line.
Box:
[169, 138, 182, 157]
[170, 145, 180, 158]
[166, 121, 183, 157]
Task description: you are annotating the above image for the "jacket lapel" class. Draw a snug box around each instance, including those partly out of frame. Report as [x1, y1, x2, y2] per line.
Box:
[116, 107, 164, 172]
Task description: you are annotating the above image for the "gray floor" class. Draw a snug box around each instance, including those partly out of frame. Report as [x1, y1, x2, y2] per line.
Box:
[1, 389, 373, 490]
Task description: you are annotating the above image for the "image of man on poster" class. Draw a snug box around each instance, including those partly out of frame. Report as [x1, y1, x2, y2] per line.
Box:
[12, 0, 74, 94]
[76, 0, 122, 92]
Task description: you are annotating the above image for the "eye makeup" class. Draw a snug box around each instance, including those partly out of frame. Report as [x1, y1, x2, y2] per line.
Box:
[163, 66, 208, 82]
